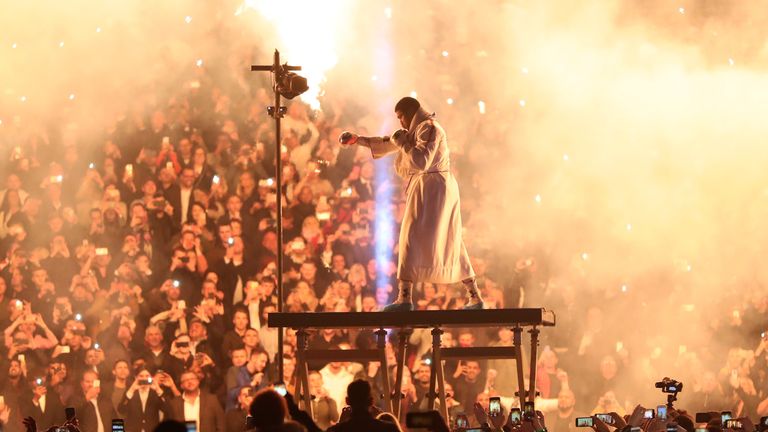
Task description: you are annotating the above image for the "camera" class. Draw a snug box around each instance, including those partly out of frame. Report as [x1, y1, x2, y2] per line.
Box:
[576, 417, 594, 428]
[655, 377, 683, 394]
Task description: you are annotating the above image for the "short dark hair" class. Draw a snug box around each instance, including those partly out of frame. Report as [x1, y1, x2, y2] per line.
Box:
[346, 379, 373, 408]
[249, 389, 288, 427]
[395, 97, 420, 116]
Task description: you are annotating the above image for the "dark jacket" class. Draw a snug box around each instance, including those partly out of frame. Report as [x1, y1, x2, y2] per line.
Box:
[327, 412, 400, 432]
[119, 389, 166, 432]
[78, 397, 118, 432]
[19, 391, 66, 431]
[164, 392, 225, 432]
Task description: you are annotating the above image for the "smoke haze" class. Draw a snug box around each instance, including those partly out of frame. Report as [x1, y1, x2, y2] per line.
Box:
[4, 0, 768, 407]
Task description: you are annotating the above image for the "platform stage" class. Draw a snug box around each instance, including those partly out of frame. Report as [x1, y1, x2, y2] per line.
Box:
[268, 308, 556, 421]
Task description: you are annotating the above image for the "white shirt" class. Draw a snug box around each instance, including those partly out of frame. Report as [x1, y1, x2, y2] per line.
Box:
[180, 187, 192, 224]
[248, 300, 261, 330]
[319, 365, 355, 411]
[260, 326, 278, 362]
[34, 394, 46, 413]
[183, 393, 200, 430]
[139, 388, 149, 412]
[91, 399, 105, 432]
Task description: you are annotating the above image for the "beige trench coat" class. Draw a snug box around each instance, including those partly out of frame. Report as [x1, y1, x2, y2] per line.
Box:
[366, 107, 475, 283]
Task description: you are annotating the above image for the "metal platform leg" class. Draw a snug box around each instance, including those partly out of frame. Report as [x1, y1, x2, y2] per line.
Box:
[296, 329, 313, 416]
[427, 328, 440, 410]
[528, 327, 540, 404]
[434, 328, 448, 423]
[375, 329, 393, 414]
[513, 326, 526, 409]
[392, 329, 411, 419]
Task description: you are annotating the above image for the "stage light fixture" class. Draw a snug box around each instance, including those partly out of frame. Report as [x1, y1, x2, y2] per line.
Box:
[277, 71, 308, 99]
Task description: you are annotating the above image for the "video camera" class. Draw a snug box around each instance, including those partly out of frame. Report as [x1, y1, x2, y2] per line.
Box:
[655, 377, 683, 409]
[655, 377, 683, 394]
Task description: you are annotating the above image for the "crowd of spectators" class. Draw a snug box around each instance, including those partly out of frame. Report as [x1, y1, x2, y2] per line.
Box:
[2, 43, 768, 432]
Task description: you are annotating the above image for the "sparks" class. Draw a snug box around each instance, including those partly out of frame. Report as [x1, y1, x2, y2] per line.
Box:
[478, 101, 486, 114]
[238, 0, 350, 110]
[621, 284, 628, 292]
[96, 27, 102, 33]
[195, 59, 204, 67]
[521, 67, 529, 74]
[371, 75, 378, 81]
[68, 94, 75, 100]
[446, 98, 454, 105]
[728, 58, 735, 66]
[626, 223, 632, 231]
[678, 7, 685, 14]
[185, 16, 193, 23]
[581, 252, 589, 261]
[410, 90, 418, 98]
[519, 99, 526, 107]
[20, 96, 27, 102]
[563, 153, 569, 161]
[534, 194, 542, 204]
[441, 50, 449, 57]
[59, 41, 65, 48]
[384, 7, 392, 19]
[11, 43, 17, 49]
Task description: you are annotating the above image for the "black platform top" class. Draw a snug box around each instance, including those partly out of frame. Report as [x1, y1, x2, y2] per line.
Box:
[268, 308, 555, 329]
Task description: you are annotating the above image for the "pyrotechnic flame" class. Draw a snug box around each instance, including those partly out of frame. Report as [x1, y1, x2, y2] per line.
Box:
[237, 0, 350, 110]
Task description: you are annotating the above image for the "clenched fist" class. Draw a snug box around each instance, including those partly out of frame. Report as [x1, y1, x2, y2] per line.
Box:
[338, 131, 358, 145]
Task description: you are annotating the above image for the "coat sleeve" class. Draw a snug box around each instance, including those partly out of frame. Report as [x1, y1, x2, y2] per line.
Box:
[402, 122, 438, 171]
[365, 136, 400, 159]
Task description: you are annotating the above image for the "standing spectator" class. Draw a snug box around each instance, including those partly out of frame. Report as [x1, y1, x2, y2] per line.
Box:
[224, 386, 253, 432]
[309, 370, 339, 430]
[165, 371, 224, 432]
[320, 361, 355, 414]
[19, 376, 65, 431]
[73, 370, 117, 432]
[453, 360, 485, 413]
[120, 369, 167, 432]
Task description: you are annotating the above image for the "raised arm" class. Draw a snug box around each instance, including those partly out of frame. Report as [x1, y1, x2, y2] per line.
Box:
[339, 131, 399, 159]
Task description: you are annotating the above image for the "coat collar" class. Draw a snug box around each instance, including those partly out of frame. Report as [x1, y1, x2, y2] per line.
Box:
[408, 107, 434, 133]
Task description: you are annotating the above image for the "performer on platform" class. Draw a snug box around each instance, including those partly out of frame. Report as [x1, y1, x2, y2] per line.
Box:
[339, 97, 484, 312]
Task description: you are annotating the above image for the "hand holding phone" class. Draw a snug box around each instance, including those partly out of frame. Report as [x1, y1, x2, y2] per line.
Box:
[489, 397, 502, 416]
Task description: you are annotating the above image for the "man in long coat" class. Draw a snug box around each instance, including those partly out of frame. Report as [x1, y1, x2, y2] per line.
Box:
[340, 97, 484, 311]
